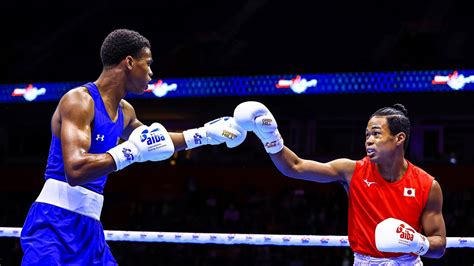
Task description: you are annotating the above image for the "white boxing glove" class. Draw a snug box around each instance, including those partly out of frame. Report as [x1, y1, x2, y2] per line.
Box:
[233, 101, 284, 154]
[375, 218, 430, 256]
[107, 123, 175, 171]
[182, 116, 247, 149]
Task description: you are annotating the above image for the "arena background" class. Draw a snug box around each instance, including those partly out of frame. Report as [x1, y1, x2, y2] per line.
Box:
[1, 1, 473, 265]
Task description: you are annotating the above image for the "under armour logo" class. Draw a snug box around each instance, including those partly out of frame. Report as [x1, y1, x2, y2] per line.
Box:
[96, 134, 105, 141]
[364, 179, 376, 187]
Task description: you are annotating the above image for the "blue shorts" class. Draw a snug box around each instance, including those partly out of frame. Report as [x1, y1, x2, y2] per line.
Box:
[20, 202, 117, 265]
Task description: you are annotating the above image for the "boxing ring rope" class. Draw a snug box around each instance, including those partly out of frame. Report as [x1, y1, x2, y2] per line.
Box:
[0, 227, 472, 248]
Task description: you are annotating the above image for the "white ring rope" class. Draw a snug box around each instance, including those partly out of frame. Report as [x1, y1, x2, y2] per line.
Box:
[0, 227, 472, 248]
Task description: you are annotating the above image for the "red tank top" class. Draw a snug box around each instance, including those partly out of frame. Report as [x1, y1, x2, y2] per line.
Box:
[348, 157, 433, 257]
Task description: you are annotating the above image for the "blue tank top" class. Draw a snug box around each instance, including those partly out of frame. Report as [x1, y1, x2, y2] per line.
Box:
[44, 82, 124, 194]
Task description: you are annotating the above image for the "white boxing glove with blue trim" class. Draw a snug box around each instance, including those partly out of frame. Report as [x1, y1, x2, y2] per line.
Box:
[107, 123, 175, 171]
[233, 101, 284, 154]
[182, 116, 247, 149]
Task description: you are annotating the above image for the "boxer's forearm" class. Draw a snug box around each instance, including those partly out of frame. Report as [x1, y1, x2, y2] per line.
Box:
[424, 235, 446, 258]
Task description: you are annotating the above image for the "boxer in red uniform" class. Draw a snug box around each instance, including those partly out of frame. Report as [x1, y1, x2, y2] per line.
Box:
[234, 102, 446, 265]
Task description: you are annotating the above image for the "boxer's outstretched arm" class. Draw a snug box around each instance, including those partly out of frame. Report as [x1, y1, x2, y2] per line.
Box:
[270, 147, 355, 184]
[234, 101, 355, 184]
[121, 99, 246, 152]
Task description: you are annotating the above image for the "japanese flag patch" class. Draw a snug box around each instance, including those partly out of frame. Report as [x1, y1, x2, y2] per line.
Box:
[404, 187, 416, 197]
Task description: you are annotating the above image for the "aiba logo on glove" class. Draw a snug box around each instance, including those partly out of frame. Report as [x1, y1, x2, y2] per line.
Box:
[396, 223, 415, 243]
[140, 128, 166, 145]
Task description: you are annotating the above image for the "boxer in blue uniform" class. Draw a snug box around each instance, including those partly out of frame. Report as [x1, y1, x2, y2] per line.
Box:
[20, 29, 246, 265]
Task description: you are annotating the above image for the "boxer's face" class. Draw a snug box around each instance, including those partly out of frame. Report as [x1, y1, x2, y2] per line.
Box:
[126, 47, 153, 94]
[365, 116, 402, 163]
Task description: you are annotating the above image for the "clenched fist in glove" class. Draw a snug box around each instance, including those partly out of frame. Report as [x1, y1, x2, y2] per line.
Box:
[233, 101, 284, 154]
[182, 116, 247, 149]
[375, 218, 430, 256]
[107, 122, 175, 171]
